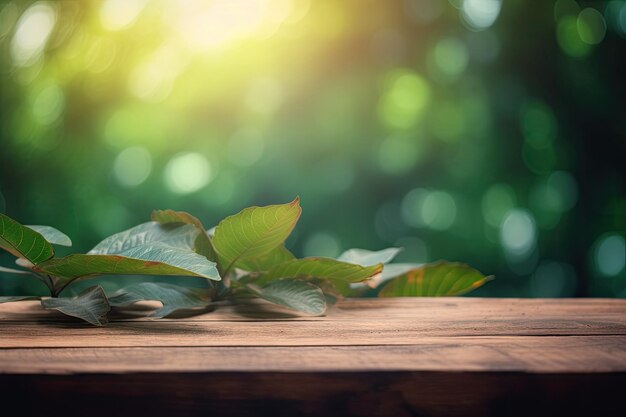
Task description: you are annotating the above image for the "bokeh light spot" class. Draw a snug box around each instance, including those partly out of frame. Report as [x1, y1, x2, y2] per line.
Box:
[432, 37, 469, 79]
[86, 38, 117, 74]
[376, 202, 408, 242]
[593, 233, 626, 277]
[521, 100, 557, 149]
[500, 209, 537, 257]
[461, 0, 502, 31]
[557, 15, 592, 58]
[32, 84, 64, 125]
[164, 152, 213, 194]
[10, 2, 56, 67]
[113, 146, 152, 188]
[402, 188, 456, 230]
[378, 70, 430, 130]
[577, 8, 606, 45]
[401, 188, 429, 228]
[100, 0, 147, 31]
[421, 191, 457, 230]
[175, 0, 283, 51]
[619, 3, 626, 37]
[283, 0, 310, 25]
[528, 172, 578, 230]
[547, 171, 578, 211]
[303, 231, 341, 258]
[482, 184, 516, 227]
[128, 44, 185, 103]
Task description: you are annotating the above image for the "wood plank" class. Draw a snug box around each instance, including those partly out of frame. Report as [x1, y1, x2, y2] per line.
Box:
[1, 298, 625, 417]
[1, 336, 625, 374]
[1, 298, 624, 348]
[1, 317, 625, 348]
[2, 297, 625, 322]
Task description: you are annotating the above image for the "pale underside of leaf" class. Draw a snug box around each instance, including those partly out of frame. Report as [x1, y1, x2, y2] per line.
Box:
[108, 282, 210, 318]
[89, 222, 197, 255]
[0, 264, 42, 283]
[337, 247, 402, 267]
[26, 225, 72, 246]
[212, 198, 301, 272]
[247, 279, 326, 315]
[378, 261, 493, 297]
[380, 263, 423, 281]
[34, 221, 220, 283]
[258, 257, 383, 285]
[41, 285, 110, 326]
[0, 213, 54, 264]
[0, 265, 33, 275]
[0, 295, 40, 304]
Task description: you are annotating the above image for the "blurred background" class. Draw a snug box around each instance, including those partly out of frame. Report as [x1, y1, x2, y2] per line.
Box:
[0, 0, 625, 298]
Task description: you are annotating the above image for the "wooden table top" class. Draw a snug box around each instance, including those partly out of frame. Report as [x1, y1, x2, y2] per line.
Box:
[1, 297, 625, 417]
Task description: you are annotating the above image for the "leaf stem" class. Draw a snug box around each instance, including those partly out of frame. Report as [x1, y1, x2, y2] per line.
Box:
[52, 278, 77, 298]
[45, 275, 56, 296]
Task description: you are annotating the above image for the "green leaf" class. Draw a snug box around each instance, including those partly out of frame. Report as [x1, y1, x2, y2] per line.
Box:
[349, 264, 422, 293]
[258, 257, 383, 285]
[378, 261, 493, 297]
[337, 247, 402, 266]
[109, 282, 210, 318]
[312, 279, 349, 302]
[151, 209, 217, 262]
[236, 245, 295, 272]
[25, 225, 72, 246]
[0, 296, 40, 303]
[247, 280, 326, 315]
[212, 197, 301, 272]
[41, 285, 110, 326]
[0, 213, 54, 264]
[34, 222, 220, 284]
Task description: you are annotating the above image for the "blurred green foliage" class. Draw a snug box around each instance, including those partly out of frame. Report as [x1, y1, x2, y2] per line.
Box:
[1, 0, 625, 297]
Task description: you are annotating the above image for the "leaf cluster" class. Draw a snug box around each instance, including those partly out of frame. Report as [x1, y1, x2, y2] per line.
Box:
[0, 198, 492, 325]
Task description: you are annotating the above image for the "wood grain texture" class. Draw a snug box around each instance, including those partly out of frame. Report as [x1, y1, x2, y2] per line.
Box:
[1, 297, 625, 417]
[1, 337, 625, 374]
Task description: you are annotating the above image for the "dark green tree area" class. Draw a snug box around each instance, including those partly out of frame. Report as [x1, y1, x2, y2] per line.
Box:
[0, 1, 624, 299]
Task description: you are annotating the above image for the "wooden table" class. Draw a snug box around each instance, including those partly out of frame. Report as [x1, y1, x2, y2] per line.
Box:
[1, 298, 625, 417]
